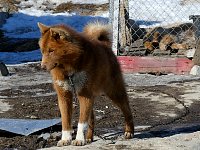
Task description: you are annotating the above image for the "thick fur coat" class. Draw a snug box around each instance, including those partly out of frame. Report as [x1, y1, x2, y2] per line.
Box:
[38, 22, 134, 146]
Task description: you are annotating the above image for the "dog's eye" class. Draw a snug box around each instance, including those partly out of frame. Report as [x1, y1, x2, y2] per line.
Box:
[49, 48, 54, 53]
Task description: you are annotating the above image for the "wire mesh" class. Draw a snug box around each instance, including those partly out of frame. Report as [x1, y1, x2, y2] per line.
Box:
[110, 0, 200, 56]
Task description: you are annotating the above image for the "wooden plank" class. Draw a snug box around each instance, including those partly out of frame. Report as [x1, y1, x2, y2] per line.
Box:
[111, 0, 119, 55]
[119, 0, 126, 47]
[117, 56, 193, 75]
[193, 38, 200, 65]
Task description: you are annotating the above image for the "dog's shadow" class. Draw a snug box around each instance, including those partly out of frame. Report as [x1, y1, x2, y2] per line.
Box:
[135, 123, 200, 139]
[95, 123, 200, 141]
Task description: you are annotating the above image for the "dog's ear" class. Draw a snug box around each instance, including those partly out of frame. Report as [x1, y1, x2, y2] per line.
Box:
[38, 22, 50, 34]
[50, 28, 73, 42]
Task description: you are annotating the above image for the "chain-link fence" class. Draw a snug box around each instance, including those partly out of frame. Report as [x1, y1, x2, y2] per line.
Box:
[110, 0, 200, 56]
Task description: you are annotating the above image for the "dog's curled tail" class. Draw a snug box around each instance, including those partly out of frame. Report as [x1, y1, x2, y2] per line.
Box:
[83, 22, 112, 46]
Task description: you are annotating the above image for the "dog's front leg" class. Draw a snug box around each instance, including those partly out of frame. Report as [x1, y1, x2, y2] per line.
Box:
[54, 83, 73, 147]
[72, 94, 94, 146]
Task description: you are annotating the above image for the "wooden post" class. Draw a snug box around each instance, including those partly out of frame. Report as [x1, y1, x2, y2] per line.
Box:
[189, 15, 200, 65]
[193, 38, 200, 65]
[119, 0, 132, 48]
[111, 0, 119, 55]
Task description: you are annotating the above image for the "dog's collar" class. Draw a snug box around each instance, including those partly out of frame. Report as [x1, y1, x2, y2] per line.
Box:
[68, 74, 74, 87]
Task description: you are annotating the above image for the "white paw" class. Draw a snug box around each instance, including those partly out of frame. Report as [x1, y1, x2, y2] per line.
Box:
[71, 139, 85, 146]
[57, 139, 71, 147]
[72, 123, 88, 146]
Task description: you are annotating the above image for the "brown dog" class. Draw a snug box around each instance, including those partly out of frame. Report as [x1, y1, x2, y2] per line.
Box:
[38, 22, 134, 146]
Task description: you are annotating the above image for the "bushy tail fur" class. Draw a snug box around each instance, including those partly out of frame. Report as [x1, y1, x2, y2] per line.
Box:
[83, 22, 112, 47]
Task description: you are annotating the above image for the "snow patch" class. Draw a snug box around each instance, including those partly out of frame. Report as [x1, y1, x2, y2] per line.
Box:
[0, 99, 11, 113]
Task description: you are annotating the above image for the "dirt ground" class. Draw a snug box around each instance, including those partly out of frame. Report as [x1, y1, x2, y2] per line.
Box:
[1, 63, 200, 150]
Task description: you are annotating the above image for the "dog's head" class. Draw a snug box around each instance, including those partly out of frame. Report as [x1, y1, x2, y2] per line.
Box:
[38, 22, 82, 71]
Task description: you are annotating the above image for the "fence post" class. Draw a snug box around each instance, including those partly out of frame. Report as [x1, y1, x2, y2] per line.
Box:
[110, 0, 119, 55]
[119, 0, 132, 49]
[190, 15, 200, 65]
[193, 38, 200, 66]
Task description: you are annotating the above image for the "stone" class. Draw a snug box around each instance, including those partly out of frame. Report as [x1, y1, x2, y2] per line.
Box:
[38, 133, 51, 140]
[0, 62, 9, 76]
[190, 65, 200, 75]
[30, 115, 39, 119]
[186, 48, 196, 58]
[51, 132, 61, 139]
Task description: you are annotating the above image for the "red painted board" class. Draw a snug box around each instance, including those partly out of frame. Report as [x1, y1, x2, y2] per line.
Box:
[117, 56, 193, 75]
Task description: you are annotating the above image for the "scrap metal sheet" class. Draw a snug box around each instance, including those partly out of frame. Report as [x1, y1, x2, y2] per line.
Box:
[0, 118, 61, 135]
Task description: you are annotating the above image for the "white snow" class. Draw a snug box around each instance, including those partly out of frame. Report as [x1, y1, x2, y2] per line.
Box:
[2, 12, 107, 38]
[20, 0, 108, 7]
[48, 0, 108, 5]
[129, 0, 200, 28]
[0, 99, 11, 113]
[0, 0, 108, 64]
[1, 0, 108, 39]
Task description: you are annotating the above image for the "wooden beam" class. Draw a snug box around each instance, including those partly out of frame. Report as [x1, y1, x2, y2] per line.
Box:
[189, 15, 200, 66]
[117, 56, 193, 75]
[111, 0, 119, 55]
[119, 0, 132, 48]
[193, 38, 200, 65]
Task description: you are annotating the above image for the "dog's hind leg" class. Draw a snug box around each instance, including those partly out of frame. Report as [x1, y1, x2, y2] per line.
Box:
[72, 92, 94, 146]
[86, 109, 95, 143]
[105, 81, 134, 139]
